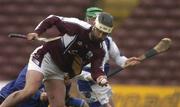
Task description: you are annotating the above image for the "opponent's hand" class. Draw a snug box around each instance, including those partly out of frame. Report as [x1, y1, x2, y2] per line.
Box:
[27, 32, 39, 40]
[96, 75, 108, 87]
[123, 57, 141, 68]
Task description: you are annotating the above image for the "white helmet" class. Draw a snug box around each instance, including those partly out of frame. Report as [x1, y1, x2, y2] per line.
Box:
[94, 12, 113, 33]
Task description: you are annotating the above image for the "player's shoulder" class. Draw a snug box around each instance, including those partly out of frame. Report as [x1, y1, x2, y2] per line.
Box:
[64, 17, 91, 29]
[105, 36, 114, 43]
[106, 36, 112, 40]
[48, 15, 91, 30]
[46, 14, 63, 21]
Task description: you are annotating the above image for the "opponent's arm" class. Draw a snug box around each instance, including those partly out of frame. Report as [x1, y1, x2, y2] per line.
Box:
[109, 37, 141, 67]
[108, 38, 128, 67]
[107, 38, 172, 77]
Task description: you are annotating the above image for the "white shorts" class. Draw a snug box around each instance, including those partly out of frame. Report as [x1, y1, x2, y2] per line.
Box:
[90, 84, 112, 105]
[27, 46, 66, 81]
[77, 71, 112, 105]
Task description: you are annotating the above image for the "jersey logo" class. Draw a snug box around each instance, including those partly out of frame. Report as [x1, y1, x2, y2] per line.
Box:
[86, 51, 93, 59]
[32, 53, 40, 66]
[68, 50, 78, 54]
[32, 57, 40, 66]
[77, 41, 83, 46]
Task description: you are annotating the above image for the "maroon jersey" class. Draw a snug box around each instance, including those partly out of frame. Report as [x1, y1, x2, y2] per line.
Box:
[33, 15, 105, 80]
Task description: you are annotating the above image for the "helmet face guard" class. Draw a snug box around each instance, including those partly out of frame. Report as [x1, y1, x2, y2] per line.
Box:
[94, 12, 113, 34]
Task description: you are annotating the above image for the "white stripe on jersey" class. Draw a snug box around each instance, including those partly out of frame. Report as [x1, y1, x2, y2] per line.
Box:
[61, 33, 76, 48]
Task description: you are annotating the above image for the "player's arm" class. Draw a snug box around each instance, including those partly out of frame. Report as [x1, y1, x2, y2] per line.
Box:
[108, 38, 128, 67]
[27, 15, 65, 40]
[109, 38, 141, 67]
[34, 15, 65, 35]
[27, 15, 84, 40]
[90, 47, 108, 86]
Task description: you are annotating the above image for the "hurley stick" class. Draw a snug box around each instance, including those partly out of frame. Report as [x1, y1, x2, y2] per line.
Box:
[107, 38, 172, 77]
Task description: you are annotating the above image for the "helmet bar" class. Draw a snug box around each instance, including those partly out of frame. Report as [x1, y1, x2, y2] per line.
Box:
[95, 19, 113, 33]
[94, 13, 113, 33]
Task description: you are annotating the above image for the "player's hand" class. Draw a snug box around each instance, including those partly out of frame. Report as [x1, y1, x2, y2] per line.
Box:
[123, 57, 141, 68]
[96, 75, 108, 87]
[40, 92, 48, 102]
[27, 32, 39, 40]
[64, 73, 72, 85]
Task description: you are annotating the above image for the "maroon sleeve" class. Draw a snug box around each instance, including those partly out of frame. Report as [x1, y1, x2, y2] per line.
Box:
[34, 15, 79, 36]
[34, 15, 62, 35]
[90, 45, 106, 81]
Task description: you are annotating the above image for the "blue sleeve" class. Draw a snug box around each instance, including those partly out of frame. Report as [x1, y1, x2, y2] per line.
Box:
[0, 65, 28, 100]
[13, 65, 28, 90]
[0, 80, 16, 99]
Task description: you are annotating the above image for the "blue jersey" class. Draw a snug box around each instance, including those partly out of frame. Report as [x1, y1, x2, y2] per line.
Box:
[77, 63, 109, 107]
[0, 65, 47, 107]
[0, 65, 85, 107]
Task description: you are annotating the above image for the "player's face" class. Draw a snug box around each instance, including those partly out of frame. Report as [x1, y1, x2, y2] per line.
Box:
[86, 17, 96, 25]
[92, 27, 108, 41]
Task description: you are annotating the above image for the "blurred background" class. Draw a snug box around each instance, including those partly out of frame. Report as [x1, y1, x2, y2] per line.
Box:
[0, 0, 179, 106]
